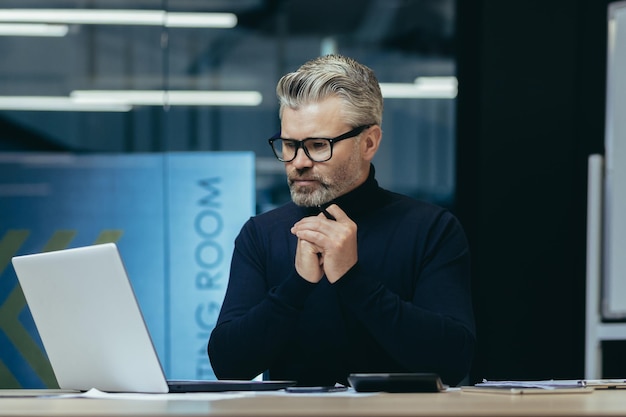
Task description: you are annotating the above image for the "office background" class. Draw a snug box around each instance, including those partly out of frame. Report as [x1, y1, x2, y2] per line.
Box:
[0, 0, 619, 385]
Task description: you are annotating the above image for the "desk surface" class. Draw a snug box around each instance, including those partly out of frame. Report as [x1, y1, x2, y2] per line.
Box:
[2, 389, 626, 417]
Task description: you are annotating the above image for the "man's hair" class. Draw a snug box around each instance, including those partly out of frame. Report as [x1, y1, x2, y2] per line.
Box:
[276, 54, 383, 127]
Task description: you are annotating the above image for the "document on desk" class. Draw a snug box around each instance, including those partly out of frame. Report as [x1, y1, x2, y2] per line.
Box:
[0, 389, 251, 401]
[78, 388, 252, 401]
[475, 378, 626, 389]
[461, 379, 593, 395]
[580, 379, 626, 389]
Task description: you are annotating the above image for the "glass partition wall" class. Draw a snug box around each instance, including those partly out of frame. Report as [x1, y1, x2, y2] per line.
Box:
[0, 0, 458, 211]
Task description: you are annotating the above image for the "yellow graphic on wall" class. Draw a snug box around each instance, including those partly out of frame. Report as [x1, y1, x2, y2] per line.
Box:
[0, 229, 123, 388]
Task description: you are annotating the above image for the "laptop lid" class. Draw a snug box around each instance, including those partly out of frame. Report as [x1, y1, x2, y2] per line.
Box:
[12, 243, 171, 393]
[12, 243, 297, 393]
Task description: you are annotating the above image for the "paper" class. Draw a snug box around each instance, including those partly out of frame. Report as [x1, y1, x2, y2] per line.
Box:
[477, 378, 626, 390]
[78, 388, 250, 401]
[0, 388, 250, 401]
[476, 379, 583, 390]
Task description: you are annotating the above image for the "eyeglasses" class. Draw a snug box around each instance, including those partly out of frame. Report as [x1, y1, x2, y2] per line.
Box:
[268, 124, 372, 163]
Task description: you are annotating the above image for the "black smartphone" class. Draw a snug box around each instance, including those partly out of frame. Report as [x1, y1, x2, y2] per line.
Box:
[348, 373, 446, 393]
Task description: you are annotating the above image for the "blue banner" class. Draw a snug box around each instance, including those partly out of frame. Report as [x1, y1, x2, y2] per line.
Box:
[0, 152, 255, 387]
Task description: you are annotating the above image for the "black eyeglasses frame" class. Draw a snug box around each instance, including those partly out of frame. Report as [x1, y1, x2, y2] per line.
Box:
[268, 124, 373, 163]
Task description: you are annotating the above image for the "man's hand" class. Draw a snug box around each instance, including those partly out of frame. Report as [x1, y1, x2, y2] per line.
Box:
[290, 204, 357, 283]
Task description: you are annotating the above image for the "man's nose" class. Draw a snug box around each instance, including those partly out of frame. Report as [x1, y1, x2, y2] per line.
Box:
[290, 145, 314, 168]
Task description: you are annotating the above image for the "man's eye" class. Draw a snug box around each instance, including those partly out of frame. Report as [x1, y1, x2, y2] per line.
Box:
[310, 140, 329, 150]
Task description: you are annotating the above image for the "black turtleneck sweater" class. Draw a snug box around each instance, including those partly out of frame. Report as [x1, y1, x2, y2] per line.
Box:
[208, 166, 475, 386]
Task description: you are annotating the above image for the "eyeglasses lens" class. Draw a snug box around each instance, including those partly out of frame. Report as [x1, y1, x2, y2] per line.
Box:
[272, 139, 332, 162]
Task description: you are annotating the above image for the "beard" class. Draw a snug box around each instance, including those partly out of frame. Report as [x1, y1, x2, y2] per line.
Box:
[287, 148, 365, 207]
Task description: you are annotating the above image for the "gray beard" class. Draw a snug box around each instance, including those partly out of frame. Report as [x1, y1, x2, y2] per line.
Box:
[287, 142, 365, 207]
[289, 183, 335, 207]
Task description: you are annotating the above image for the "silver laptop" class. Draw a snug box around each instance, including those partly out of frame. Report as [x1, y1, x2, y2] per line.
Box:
[11, 243, 295, 393]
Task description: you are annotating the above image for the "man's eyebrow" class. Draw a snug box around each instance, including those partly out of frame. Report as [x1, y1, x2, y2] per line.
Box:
[280, 133, 333, 140]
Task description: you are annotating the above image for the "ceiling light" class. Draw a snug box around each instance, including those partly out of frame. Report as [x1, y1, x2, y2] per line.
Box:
[70, 90, 262, 106]
[0, 97, 131, 112]
[380, 77, 458, 99]
[0, 90, 262, 112]
[0, 9, 237, 28]
[0, 23, 68, 37]
[414, 76, 458, 87]
[165, 13, 236, 28]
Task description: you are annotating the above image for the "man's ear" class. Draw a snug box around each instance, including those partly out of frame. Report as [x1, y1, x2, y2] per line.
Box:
[362, 125, 382, 162]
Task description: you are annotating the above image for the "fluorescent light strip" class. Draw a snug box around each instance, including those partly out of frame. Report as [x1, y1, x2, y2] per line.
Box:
[0, 23, 68, 36]
[0, 97, 131, 112]
[380, 83, 457, 99]
[0, 9, 237, 28]
[414, 76, 458, 87]
[70, 90, 262, 106]
[0, 90, 262, 111]
[380, 77, 458, 99]
[165, 13, 236, 28]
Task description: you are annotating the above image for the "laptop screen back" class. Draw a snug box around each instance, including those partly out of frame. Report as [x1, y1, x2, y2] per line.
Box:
[12, 243, 169, 393]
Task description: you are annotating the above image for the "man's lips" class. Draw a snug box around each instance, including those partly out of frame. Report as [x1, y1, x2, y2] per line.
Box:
[289, 177, 318, 186]
[292, 179, 317, 185]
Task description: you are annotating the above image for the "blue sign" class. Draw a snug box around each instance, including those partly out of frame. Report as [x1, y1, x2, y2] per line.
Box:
[0, 152, 255, 387]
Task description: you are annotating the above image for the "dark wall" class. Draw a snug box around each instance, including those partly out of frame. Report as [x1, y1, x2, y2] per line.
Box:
[456, 0, 611, 382]
[0, 117, 68, 151]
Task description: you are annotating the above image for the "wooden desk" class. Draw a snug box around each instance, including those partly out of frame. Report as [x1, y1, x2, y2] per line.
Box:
[2, 389, 626, 417]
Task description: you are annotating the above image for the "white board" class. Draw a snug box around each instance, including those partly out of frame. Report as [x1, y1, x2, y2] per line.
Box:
[602, 1, 626, 318]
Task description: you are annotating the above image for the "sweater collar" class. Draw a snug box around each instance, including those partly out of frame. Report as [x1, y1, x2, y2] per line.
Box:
[301, 164, 388, 220]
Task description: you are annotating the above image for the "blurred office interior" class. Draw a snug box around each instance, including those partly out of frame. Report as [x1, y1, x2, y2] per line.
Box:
[0, 0, 458, 212]
[0, 0, 620, 385]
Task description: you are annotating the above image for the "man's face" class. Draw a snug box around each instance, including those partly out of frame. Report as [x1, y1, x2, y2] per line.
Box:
[280, 97, 370, 207]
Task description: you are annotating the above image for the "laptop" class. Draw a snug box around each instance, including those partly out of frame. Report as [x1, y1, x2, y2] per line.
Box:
[11, 243, 295, 393]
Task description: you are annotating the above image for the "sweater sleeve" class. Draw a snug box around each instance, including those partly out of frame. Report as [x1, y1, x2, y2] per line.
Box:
[333, 210, 475, 386]
[208, 218, 316, 380]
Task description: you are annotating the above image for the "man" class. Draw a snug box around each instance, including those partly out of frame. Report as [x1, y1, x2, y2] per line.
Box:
[208, 54, 475, 387]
